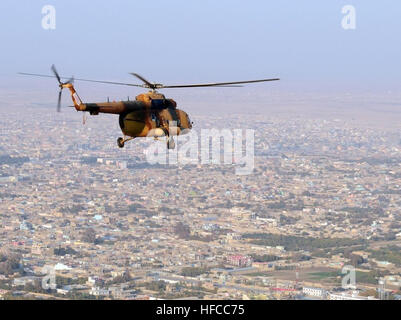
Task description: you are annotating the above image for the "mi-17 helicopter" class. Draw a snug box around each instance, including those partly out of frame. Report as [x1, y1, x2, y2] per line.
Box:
[20, 66, 279, 149]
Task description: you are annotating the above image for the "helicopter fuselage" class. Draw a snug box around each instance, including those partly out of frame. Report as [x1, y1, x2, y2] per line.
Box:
[119, 107, 191, 138]
[77, 91, 192, 139]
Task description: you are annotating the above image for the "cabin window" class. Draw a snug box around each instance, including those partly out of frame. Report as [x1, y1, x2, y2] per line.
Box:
[151, 99, 165, 109]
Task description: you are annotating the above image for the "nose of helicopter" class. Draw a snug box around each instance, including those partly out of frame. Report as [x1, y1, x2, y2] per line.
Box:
[184, 111, 192, 129]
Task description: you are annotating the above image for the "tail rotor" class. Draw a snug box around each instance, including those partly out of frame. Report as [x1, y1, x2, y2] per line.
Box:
[51, 64, 74, 112]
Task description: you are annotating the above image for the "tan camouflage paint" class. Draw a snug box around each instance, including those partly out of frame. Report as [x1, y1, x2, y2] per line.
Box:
[65, 84, 192, 139]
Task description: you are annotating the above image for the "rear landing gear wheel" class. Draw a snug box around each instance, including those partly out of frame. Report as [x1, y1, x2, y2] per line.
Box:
[117, 137, 125, 148]
[167, 137, 175, 149]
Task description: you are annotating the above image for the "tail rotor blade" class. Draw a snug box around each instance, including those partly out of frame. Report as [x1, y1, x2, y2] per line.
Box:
[65, 76, 74, 84]
[51, 64, 61, 84]
[57, 89, 62, 112]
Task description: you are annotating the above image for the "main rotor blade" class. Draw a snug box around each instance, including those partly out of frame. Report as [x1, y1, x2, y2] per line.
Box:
[161, 78, 280, 88]
[129, 73, 155, 88]
[19, 72, 279, 90]
[57, 89, 62, 112]
[51, 65, 61, 84]
[18, 72, 143, 87]
[19, 72, 57, 79]
[69, 78, 143, 87]
[203, 85, 244, 87]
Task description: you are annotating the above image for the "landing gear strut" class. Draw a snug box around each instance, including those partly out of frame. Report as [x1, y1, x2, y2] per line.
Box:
[167, 136, 175, 149]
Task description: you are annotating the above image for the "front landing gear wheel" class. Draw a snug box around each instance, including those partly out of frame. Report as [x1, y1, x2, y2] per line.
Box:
[117, 137, 125, 148]
[167, 137, 175, 149]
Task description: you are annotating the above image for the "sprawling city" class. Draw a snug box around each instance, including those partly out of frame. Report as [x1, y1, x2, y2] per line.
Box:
[1, 89, 401, 301]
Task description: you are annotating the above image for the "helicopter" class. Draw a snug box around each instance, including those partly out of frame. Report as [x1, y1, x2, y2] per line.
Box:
[19, 66, 279, 149]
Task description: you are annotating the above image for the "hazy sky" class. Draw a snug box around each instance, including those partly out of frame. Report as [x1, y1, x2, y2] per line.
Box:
[1, 0, 400, 92]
